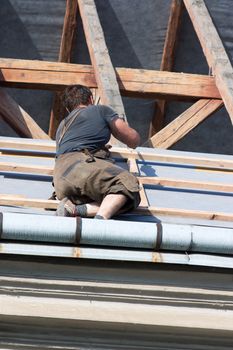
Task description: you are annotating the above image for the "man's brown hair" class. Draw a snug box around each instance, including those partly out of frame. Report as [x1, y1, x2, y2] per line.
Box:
[62, 85, 93, 112]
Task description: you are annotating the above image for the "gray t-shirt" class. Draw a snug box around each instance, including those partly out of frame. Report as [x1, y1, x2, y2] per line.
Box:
[56, 105, 118, 156]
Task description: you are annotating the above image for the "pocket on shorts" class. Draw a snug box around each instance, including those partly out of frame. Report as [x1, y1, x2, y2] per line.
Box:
[116, 171, 140, 193]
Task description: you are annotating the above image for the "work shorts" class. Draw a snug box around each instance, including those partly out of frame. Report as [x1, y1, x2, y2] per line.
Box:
[53, 151, 141, 212]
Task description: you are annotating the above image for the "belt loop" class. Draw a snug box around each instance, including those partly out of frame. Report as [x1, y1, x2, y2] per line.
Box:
[83, 149, 95, 163]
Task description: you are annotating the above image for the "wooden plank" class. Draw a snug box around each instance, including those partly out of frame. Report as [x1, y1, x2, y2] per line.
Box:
[1, 160, 232, 194]
[184, 0, 233, 124]
[127, 158, 148, 207]
[0, 139, 55, 152]
[49, 0, 78, 139]
[136, 207, 233, 222]
[0, 58, 221, 100]
[145, 99, 223, 148]
[77, 0, 125, 146]
[0, 195, 232, 221]
[160, 0, 184, 73]
[0, 89, 50, 139]
[127, 158, 139, 176]
[59, 0, 78, 63]
[150, 0, 184, 136]
[0, 139, 233, 170]
[0, 196, 57, 209]
[77, 0, 125, 118]
[0, 162, 53, 175]
[139, 176, 233, 193]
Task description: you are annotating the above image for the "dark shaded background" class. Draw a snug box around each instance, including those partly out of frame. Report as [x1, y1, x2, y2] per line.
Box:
[0, 0, 232, 154]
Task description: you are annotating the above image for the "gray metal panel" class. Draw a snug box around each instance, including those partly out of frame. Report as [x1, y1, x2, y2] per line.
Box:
[145, 187, 233, 214]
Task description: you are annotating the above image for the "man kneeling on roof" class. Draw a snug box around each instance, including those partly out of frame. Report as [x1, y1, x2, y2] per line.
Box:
[54, 84, 141, 219]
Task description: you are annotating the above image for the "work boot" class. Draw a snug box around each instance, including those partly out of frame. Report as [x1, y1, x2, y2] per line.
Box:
[55, 197, 77, 217]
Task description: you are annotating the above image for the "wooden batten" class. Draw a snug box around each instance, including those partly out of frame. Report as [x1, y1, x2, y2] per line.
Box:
[150, 0, 184, 136]
[127, 157, 149, 207]
[49, 0, 78, 139]
[184, 0, 233, 124]
[0, 88, 50, 139]
[0, 138, 233, 170]
[0, 195, 232, 222]
[145, 99, 223, 148]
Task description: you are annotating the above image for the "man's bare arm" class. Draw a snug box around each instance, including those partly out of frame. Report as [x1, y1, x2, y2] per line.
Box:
[110, 117, 140, 148]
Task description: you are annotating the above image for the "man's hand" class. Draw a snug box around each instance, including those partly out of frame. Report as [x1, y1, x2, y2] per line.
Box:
[110, 117, 140, 148]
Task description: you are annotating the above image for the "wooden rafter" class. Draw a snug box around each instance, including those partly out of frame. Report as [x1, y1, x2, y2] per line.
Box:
[77, 0, 125, 145]
[184, 0, 233, 124]
[0, 59, 221, 100]
[0, 89, 50, 139]
[77, 0, 125, 116]
[145, 99, 223, 148]
[49, 0, 78, 139]
[150, 0, 184, 136]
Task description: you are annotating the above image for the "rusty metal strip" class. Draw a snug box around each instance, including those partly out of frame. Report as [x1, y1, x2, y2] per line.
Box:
[75, 217, 82, 245]
[154, 223, 163, 250]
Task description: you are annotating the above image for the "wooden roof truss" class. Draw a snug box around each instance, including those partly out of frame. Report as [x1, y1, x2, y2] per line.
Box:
[0, 0, 232, 148]
[0, 0, 232, 216]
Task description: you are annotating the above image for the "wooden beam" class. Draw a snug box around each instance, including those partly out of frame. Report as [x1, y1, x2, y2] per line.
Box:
[59, 0, 78, 63]
[77, 0, 125, 146]
[1, 160, 232, 194]
[0, 139, 233, 170]
[136, 207, 233, 222]
[49, 0, 78, 139]
[127, 158, 139, 176]
[127, 158, 148, 207]
[184, 0, 233, 124]
[0, 195, 232, 221]
[139, 176, 233, 194]
[0, 162, 53, 175]
[150, 0, 184, 136]
[0, 88, 50, 139]
[145, 99, 223, 148]
[0, 195, 57, 210]
[77, 0, 125, 118]
[0, 58, 221, 100]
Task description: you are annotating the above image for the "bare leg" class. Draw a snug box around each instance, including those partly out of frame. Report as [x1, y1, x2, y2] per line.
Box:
[96, 193, 127, 220]
[84, 202, 100, 217]
[56, 197, 126, 219]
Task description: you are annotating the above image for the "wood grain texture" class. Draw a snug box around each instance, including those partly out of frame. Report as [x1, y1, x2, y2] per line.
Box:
[0, 139, 233, 170]
[49, 0, 78, 139]
[0, 195, 231, 221]
[0, 58, 221, 100]
[1, 161, 232, 193]
[184, 0, 233, 124]
[77, 0, 125, 118]
[0, 88, 50, 139]
[146, 99, 223, 148]
[150, 0, 184, 136]
[139, 176, 233, 193]
[127, 158, 149, 207]
[77, 0, 125, 146]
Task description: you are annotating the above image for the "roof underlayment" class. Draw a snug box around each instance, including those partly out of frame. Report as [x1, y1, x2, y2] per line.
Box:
[0, 137, 232, 269]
